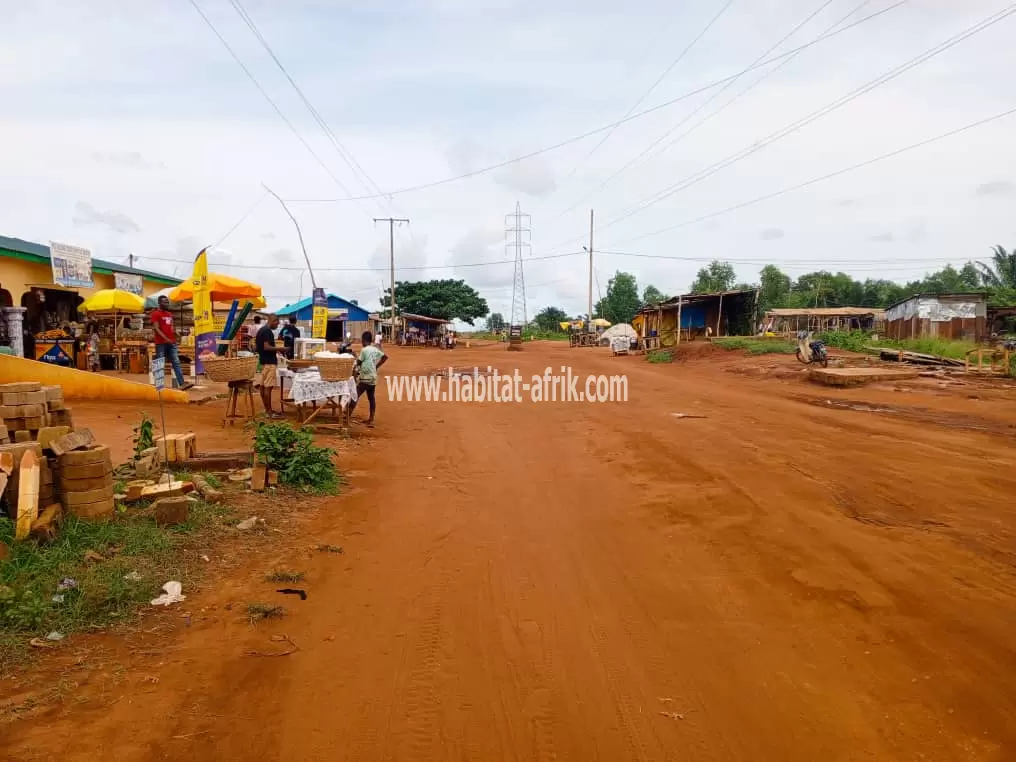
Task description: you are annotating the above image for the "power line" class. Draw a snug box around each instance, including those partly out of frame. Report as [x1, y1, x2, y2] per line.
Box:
[213, 190, 269, 247]
[647, 0, 877, 166]
[226, 0, 388, 204]
[281, 3, 902, 204]
[556, 0, 736, 186]
[135, 250, 586, 272]
[595, 3, 1016, 238]
[185, 0, 368, 213]
[611, 104, 1016, 245]
[547, 0, 848, 224]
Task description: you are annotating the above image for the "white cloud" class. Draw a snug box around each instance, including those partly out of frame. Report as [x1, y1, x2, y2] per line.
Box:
[72, 201, 141, 234]
[0, 0, 1013, 319]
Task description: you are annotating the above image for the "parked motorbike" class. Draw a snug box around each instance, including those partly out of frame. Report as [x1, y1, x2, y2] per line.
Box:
[795, 331, 829, 368]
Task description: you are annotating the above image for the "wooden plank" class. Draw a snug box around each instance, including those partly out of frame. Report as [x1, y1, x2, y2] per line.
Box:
[50, 428, 95, 457]
[15, 450, 40, 541]
[251, 464, 268, 492]
[179, 454, 252, 471]
[140, 481, 187, 499]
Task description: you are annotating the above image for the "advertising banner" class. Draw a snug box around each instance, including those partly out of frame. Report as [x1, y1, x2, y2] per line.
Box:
[49, 241, 94, 288]
[114, 272, 144, 295]
[191, 248, 217, 375]
[312, 287, 328, 339]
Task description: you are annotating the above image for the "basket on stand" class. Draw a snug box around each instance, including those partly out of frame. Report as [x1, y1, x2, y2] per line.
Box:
[202, 355, 258, 382]
[316, 356, 355, 382]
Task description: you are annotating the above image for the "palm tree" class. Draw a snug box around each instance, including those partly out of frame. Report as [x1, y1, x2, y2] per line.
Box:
[977, 245, 1016, 288]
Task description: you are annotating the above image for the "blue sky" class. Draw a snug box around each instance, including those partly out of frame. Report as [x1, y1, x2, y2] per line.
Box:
[1, 0, 1015, 324]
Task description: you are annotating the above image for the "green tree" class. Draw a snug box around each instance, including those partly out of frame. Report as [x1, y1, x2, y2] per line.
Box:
[758, 265, 791, 314]
[959, 262, 981, 289]
[383, 279, 488, 324]
[595, 271, 641, 325]
[977, 245, 1016, 289]
[690, 260, 735, 293]
[486, 312, 505, 333]
[533, 306, 569, 333]
[641, 284, 669, 307]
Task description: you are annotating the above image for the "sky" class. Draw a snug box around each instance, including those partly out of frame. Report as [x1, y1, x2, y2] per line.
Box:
[2, 0, 1015, 327]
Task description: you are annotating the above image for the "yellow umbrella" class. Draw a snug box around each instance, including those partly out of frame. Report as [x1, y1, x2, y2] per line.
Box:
[169, 271, 263, 304]
[591, 318, 612, 328]
[81, 289, 145, 313]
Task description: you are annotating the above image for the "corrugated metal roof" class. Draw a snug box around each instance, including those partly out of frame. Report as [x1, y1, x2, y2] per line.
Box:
[766, 307, 886, 317]
[884, 291, 987, 311]
[0, 234, 181, 285]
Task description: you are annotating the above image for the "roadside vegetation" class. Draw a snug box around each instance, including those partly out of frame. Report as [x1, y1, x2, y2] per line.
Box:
[817, 330, 976, 360]
[713, 337, 797, 355]
[0, 500, 228, 673]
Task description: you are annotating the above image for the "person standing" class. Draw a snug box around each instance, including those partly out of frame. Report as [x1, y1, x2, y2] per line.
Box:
[150, 295, 191, 390]
[279, 315, 301, 360]
[354, 330, 387, 428]
[255, 314, 285, 417]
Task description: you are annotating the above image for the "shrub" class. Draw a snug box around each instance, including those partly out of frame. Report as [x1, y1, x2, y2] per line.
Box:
[251, 421, 339, 494]
[647, 349, 673, 364]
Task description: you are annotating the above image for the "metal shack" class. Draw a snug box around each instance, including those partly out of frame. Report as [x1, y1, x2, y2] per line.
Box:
[884, 292, 987, 342]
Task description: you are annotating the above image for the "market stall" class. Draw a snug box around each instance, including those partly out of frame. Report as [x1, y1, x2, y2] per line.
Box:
[79, 289, 149, 372]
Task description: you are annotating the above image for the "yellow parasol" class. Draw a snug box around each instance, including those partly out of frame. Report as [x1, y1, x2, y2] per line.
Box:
[169, 272, 264, 305]
[80, 288, 146, 313]
[591, 318, 612, 328]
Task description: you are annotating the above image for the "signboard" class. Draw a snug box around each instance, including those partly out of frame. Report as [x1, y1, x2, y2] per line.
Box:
[49, 241, 94, 288]
[151, 356, 166, 391]
[326, 308, 348, 320]
[35, 338, 74, 366]
[114, 272, 143, 295]
[311, 287, 328, 339]
[191, 248, 217, 375]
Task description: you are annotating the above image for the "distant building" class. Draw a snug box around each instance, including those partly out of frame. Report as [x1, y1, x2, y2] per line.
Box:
[634, 289, 757, 346]
[884, 293, 986, 342]
[764, 307, 885, 336]
[273, 292, 377, 342]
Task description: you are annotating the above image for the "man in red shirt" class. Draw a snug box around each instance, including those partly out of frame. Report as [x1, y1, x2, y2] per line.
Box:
[150, 295, 191, 390]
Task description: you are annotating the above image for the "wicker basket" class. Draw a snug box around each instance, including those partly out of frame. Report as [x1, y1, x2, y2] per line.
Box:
[202, 355, 257, 382]
[316, 356, 355, 381]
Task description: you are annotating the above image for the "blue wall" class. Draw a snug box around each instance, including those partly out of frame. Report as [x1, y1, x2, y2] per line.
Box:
[680, 304, 707, 328]
[278, 294, 370, 322]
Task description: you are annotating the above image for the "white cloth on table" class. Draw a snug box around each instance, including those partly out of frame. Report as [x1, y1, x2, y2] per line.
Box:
[288, 370, 357, 409]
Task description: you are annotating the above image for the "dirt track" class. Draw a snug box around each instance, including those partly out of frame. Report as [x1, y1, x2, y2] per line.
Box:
[4, 341, 1016, 761]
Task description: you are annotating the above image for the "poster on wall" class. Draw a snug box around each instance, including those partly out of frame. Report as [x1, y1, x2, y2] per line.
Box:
[311, 288, 328, 339]
[114, 272, 144, 295]
[49, 241, 94, 288]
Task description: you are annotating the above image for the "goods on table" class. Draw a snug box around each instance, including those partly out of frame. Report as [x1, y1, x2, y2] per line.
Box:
[315, 356, 355, 381]
[35, 329, 70, 340]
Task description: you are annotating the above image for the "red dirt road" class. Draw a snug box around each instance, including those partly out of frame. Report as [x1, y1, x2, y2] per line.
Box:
[5, 342, 1016, 760]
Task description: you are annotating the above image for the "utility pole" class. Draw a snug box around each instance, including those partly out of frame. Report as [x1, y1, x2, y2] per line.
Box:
[128, 253, 135, 269]
[588, 209, 594, 331]
[374, 217, 409, 340]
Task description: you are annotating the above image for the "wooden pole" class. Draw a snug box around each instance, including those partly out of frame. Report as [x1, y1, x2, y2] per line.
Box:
[676, 296, 682, 346]
[716, 293, 724, 337]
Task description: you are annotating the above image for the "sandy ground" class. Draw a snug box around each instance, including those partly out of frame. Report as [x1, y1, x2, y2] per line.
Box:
[3, 341, 1016, 761]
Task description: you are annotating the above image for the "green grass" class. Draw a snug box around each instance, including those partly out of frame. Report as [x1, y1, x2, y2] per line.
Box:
[246, 603, 284, 623]
[818, 330, 976, 360]
[0, 500, 228, 672]
[646, 349, 673, 364]
[713, 337, 797, 355]
[265, 569, 304, 583]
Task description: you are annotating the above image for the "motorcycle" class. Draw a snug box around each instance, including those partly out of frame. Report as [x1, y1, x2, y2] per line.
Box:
[795, 331, 829, 368]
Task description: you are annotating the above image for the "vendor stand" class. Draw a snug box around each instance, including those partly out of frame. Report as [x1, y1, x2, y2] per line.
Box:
[80, 289, 147, 372]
